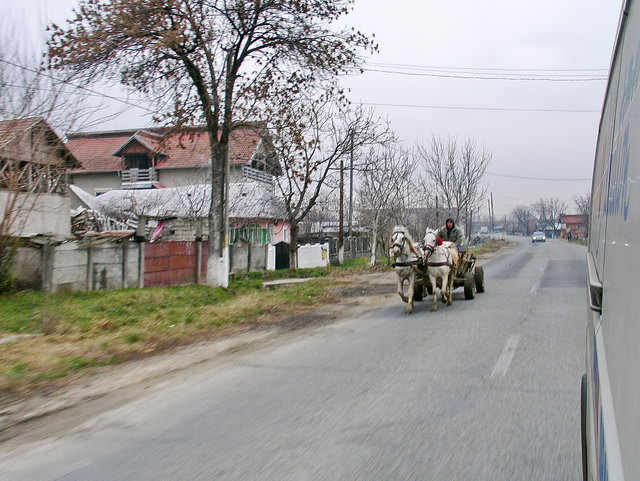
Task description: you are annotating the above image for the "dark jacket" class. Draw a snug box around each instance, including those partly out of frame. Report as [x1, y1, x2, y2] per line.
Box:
[437, 223, 463, 246]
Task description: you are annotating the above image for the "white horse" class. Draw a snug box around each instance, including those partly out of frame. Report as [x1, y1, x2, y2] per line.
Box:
[389, 226, 424, 314]
[423, 228, 459, 311]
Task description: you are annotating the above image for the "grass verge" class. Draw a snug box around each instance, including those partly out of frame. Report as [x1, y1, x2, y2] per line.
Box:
[0, 259, 389, 394]
[468, 239, 512, 257]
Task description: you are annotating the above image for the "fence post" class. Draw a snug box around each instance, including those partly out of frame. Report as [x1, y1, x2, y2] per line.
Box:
[86, 245, 94, 291]
[195, 237, 203, 284]
[41, 239, 55, 294]
[136, 216, 147, 289]
[122, 239, 129, 289]
[137, 242, 145, 289]
[247, 242, 252, 273]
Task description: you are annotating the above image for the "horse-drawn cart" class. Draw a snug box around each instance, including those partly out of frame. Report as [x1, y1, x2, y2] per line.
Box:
[415, 251, 485, 301]
[390, 227, 486, 313]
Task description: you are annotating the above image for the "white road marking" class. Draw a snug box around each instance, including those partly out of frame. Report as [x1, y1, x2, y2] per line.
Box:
[491, 335, 520, 379]
[529, 261, 549, 293]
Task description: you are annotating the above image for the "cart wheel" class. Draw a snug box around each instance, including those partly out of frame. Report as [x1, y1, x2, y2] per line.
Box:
[464, 272, 475, 299]
[413, 283, 424, 301]
[474, 266, 485, 293]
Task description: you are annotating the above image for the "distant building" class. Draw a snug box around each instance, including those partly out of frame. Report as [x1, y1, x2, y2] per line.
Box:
[0, 117, 79, 237]
[66, 123, 280, 198]
[559, 214, 588, 239]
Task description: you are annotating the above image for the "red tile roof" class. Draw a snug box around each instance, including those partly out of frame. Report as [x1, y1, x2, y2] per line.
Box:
[67, 126, 263, 173]
[560, 214, 587, 224]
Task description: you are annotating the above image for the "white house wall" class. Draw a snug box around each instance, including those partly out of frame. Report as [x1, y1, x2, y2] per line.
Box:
[0, 191, 71, 237]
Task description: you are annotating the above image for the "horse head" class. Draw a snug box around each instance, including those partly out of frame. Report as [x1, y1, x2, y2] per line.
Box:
[423, 228, 438, 257]
[389, 226, 419, 260]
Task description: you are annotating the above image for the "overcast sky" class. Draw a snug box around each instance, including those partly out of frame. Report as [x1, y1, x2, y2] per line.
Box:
[2, 0, 624, 217]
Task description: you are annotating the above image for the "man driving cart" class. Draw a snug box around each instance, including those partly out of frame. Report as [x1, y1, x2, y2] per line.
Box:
[436, 218, 473, 274]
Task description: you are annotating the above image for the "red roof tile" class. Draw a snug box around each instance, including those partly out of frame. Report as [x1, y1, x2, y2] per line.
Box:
[67, 126, 263, 173]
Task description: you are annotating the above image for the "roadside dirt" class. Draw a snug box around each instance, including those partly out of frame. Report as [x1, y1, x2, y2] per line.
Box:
[0, 243, 514, 441]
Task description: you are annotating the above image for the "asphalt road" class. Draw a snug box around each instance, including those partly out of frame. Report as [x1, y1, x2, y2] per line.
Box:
[0, 236, 587, 481]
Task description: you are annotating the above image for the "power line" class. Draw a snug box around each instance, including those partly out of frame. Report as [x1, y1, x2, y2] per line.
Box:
[367, 63, 607, 78]
[0, 58, 156, 113]
[362, 68, 607, 82]
[358, 101, 600, 113]
[486, 171, 591, 181]
[366, 61, 608, 73]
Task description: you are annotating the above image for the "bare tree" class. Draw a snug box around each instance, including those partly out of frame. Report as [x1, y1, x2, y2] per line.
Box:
[532, 197, 568, 237]
[417, 135, 491, 227]
[48, 0, 375, 286]
[358, 143, 415, 265]
[0, 28, 95, 291]
[573, 190, 591, 233]
[0, 24, 102, 133]
[272, 101, 391, 268]
[510, 205, 534, 235]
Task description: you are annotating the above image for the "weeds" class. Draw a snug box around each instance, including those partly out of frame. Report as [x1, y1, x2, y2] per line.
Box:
[0, 258, 385, 393]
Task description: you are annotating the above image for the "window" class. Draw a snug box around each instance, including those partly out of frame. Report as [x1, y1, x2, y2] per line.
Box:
[124, 153, 151, 170]
[230, 225, 272, 243]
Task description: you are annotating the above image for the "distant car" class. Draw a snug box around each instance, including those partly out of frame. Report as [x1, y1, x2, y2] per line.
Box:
[532, 231, 546, 243]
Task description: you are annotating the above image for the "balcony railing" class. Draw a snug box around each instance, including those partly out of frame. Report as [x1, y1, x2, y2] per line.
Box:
[243, 165, 273, 186]
[121, 168, 158, 185]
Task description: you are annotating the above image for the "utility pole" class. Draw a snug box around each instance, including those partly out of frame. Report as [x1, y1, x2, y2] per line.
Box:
[338, 155, 344, 265]
[490, 192, 495, 233]
[435, 195, 439, 227]
[348, 130, 354, 256]
[487, 199, 491, 231]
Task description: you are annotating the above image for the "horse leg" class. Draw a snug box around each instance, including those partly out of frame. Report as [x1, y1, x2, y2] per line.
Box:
[397, 275, 408, 303]
[442, 271, 448, 304]
[446, 270, 454, 306]
[429, 274, 439, 312]
[406, 273, 415, 314]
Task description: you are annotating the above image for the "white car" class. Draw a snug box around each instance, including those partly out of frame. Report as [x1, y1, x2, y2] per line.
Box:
[532, 231, 546, 243]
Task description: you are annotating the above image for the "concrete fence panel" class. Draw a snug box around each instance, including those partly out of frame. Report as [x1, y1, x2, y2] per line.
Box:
[298, 243, 330, 269]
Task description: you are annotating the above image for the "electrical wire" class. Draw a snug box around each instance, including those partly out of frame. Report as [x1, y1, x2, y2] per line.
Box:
[366, 61, 608, 73]
[358, 101, 599, 113]
[486, 171, 591, 181]
[0, 58, 156, 113]
[366, 63, 607, 78]
[362, 68, 607, 82]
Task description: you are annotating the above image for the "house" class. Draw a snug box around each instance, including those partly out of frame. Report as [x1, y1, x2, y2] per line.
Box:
[559, 214, 588, 239]
[66, 123, 279, 197]
[0, 117, 79, 237]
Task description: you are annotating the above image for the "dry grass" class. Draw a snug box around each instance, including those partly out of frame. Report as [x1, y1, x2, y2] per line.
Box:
[0, 273, 346, 394]
[469, 239, 513, 257]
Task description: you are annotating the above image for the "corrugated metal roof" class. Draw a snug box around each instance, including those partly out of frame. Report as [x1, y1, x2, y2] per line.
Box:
[70, 182, 286, 221]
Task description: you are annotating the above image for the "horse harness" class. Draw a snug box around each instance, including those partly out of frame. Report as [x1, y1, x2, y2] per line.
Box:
[423, 240, 455, 269]
[391, 231, 421, 268]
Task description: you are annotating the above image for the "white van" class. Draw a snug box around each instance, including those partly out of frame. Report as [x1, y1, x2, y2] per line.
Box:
[583, 1, 640, 480]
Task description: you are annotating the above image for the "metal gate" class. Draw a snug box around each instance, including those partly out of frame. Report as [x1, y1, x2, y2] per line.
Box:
[275, 241, 290, 270]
